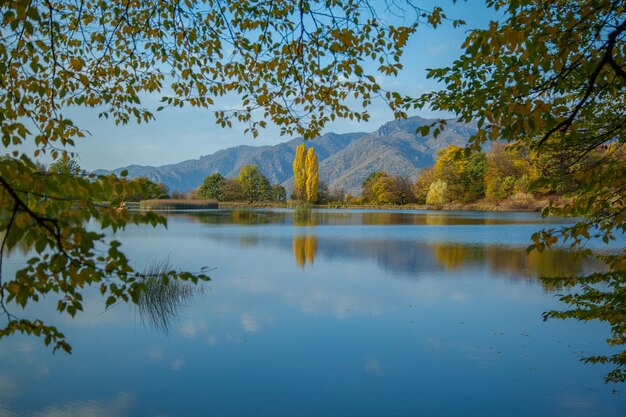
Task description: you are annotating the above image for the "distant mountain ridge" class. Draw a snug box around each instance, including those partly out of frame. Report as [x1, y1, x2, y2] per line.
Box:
[95, 116, 477, 194]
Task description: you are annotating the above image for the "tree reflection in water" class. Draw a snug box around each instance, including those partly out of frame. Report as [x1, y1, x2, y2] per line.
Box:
[293, 235, 318, 268]
[137, 260, 205, 334]
[431, 242, 593, 281]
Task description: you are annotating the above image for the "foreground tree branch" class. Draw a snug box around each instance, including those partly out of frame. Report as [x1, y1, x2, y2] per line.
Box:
[414, 0, 626, 382]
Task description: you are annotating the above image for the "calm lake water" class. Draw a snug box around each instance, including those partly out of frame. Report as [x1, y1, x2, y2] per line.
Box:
[2, 209, 625, 417]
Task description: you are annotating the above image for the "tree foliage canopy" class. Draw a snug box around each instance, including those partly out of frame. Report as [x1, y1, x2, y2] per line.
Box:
[361, 171, 415, 205]
[237, 164, 271, 202]
[197, 173, 225, 200]
[415, 0, 626, 382]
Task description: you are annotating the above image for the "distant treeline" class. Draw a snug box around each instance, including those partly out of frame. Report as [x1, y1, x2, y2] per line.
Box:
[192, 164, 287, 203]
[341, 141, 605, 207]
[189, 142, 593, 207]
[48, 140, 611, 208]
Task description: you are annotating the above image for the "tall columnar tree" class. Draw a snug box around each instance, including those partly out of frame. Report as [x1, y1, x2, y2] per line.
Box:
[293, 144, 307, 201]
[305, 147, 319, 204]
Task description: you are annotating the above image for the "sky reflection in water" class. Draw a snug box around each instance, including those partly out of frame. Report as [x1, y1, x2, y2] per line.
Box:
[0, 209, 624, 417]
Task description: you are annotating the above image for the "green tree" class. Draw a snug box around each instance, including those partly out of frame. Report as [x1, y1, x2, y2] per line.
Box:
[269, 184, 287, 202]
[305, 147, 319, 203]
[1, 0, 451, 352]
[413, 167, 436, 204]
[430, 145, 487, 203]
[197, 173, 225, 201]
[293, 144, 307, 201]
[221, 179, 245, 202]
[416, 0, 626, 382]
[237, 165, 270, 203]
[107, 176, 170, 204]
[484, 143, 535, 201]
[48, 156, 83, 176]
[462, 152, 488, 202]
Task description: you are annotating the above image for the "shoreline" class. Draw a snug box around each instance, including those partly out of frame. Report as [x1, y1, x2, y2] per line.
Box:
[217, 199, 550, 213]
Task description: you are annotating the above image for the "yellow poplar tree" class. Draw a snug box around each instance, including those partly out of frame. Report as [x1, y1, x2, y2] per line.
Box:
[305, 148, 319, 204]
[293, 144, 307, 200]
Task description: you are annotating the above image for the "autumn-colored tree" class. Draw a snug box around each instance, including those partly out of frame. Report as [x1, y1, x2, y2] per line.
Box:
[413, 167, 436, 204]
[416, 0, 626, 381]
[360, 171, 415, 205]
[425, 145, 488, 203]
[426, 179, 448, 207]
[292, 145, 319, 203]
[484, 143, 535, 201]
[361, 171, 387, 203]
[293, 144, 307, 201]
[305, 148, 319, 203]
[373, 176, 401, 204]
[431, 146, 467, 202]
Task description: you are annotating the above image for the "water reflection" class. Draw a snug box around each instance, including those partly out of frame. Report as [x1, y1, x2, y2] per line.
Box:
[137, 261, 203, 334]
[219, 232, 601, 287]
[175, 209, 572, 227]
[431, 243, 594, 279]
[171, 210, 605, 286]
[1, 209, 624, 417]
[292, 235, 317, 268]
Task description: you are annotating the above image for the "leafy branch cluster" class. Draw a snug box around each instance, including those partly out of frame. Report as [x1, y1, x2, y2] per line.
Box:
[411, 0, 626, 382]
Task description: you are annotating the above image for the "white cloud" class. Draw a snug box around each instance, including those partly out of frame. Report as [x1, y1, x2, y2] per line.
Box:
[28, 393, 135, 417]
[170, 359, 184, 371]
[241, 313, 260, 333]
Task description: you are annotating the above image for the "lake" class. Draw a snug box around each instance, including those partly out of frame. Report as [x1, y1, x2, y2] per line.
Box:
[1, 209, 625, 417]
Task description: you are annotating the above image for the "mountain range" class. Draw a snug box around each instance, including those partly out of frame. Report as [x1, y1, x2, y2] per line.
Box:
[96, 116, 478, 195]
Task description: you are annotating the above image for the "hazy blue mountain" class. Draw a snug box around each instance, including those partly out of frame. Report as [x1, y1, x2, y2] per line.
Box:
[96, 116, 477, 194]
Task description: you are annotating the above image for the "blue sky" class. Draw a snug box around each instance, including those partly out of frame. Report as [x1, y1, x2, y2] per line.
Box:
[69, 1, 497, 171]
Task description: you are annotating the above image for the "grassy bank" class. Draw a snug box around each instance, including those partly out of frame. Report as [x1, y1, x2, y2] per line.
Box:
[137, 192, 555, 212]
[139, 199, 218, 211]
